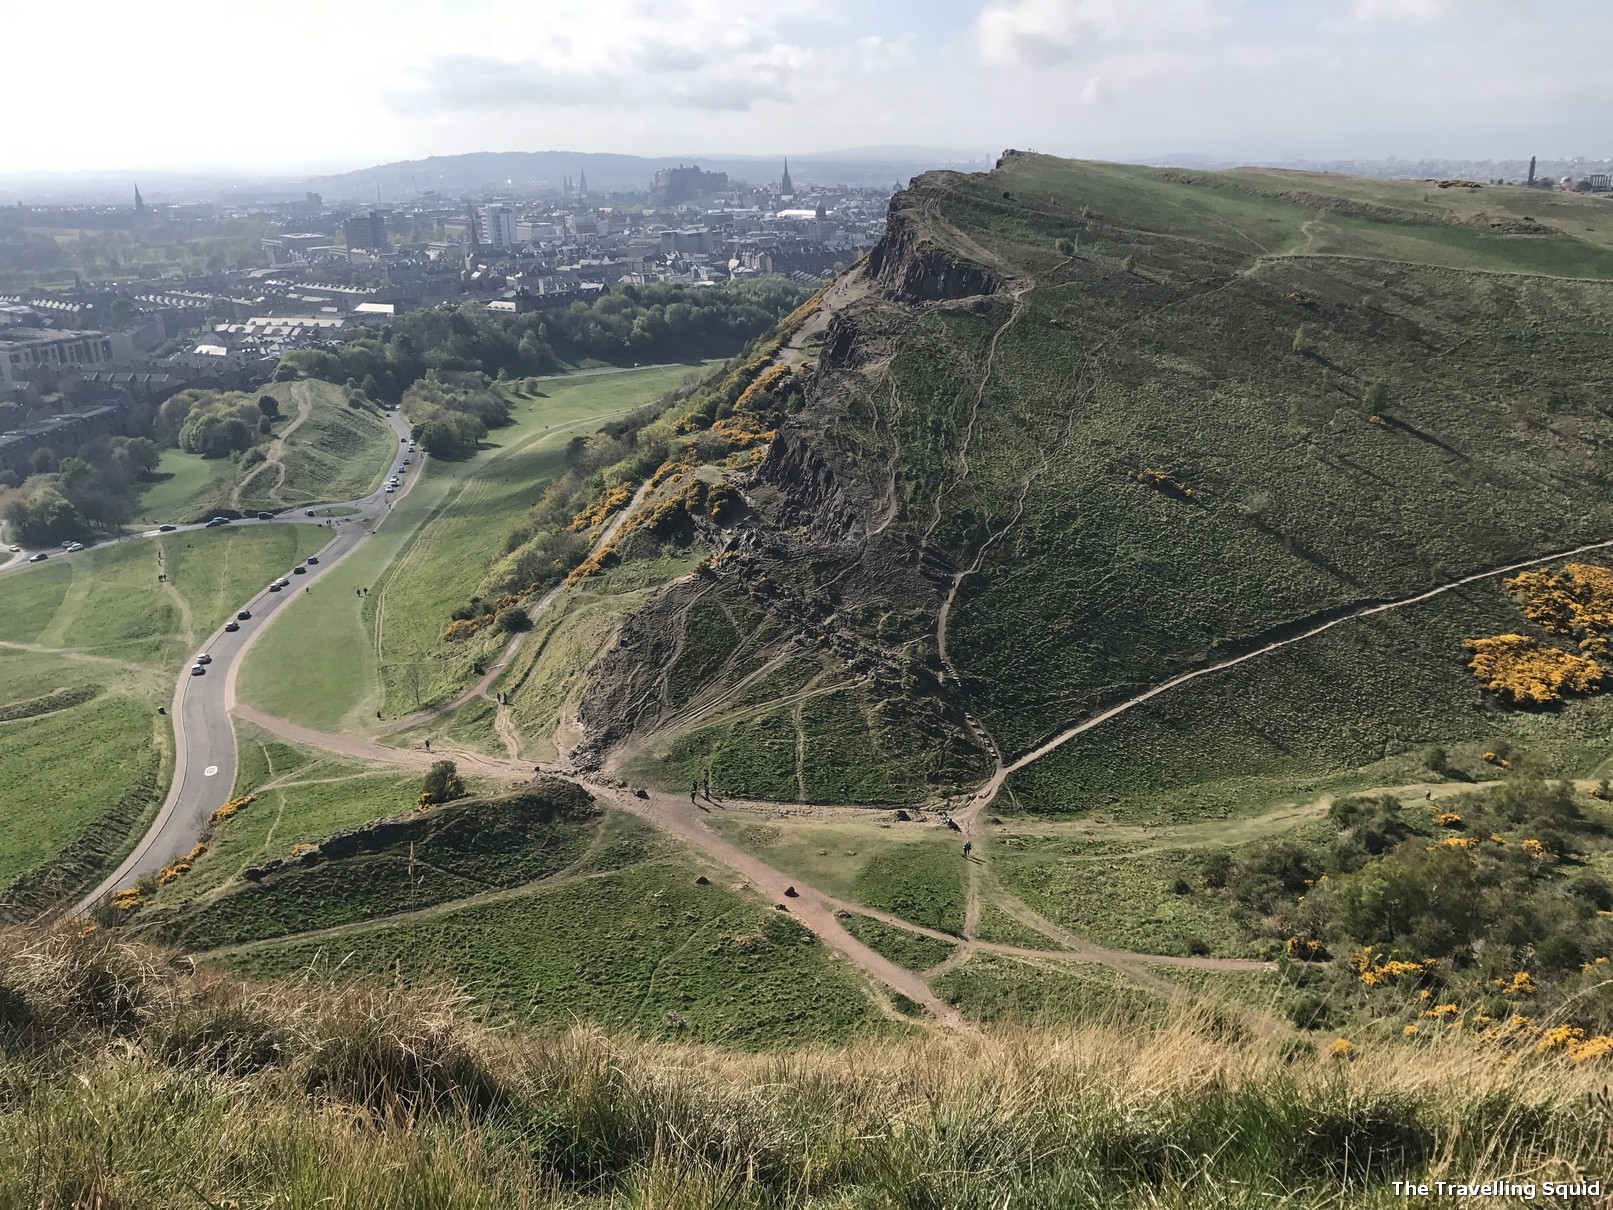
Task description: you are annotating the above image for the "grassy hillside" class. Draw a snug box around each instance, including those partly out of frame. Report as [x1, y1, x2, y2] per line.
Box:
[136, 379, 393, 523]
[238, 364, 695, 729]
[573, 156, 1613, 806]
[5, 924, 1611, 1208]
[0, 526, 324, 914]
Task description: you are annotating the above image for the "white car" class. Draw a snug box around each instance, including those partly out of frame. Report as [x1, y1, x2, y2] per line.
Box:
[65, 542, 85, 552]
[275, 577, 291, 588]
[7, 545, 19, 553]
[385, 485, 396, 494]
[195, 653, 212, 665]
[190, 664, 206, 676]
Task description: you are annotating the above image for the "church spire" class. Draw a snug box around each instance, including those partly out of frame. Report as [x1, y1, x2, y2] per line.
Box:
[579, 167, 588, 198]
[780, 158, 793, 196]
[134, 182, 146, 213]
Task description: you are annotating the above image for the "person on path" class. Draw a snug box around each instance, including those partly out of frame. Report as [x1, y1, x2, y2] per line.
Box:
[690, 781, 698, 804]
[963, 841, 973, 859]
[424, 739, 430, 752]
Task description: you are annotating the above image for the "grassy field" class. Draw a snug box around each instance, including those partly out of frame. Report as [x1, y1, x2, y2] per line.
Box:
[709, 814, 968, 934]
[239, 365, 692, 730]
[0, 697, 168, 912]
[839, 910, 957, 971]
[134, 381, 393, 523]
[220, 856, 888, 1048]
[0, 528, 322, 911]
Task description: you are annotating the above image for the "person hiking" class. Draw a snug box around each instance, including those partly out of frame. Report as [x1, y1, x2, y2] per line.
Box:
[963, 841, 973, 859]
[424, 739, 430, 752]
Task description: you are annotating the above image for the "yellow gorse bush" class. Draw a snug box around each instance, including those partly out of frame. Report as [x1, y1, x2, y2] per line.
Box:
[1462, 634, 1603, 705]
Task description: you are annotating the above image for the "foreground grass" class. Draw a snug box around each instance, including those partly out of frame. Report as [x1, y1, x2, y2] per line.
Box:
[4, 924, 1611, 1208]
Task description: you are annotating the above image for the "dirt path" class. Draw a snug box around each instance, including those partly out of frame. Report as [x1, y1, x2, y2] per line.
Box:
[947, 533, 1613, 831]
[232, 390, 312, 509]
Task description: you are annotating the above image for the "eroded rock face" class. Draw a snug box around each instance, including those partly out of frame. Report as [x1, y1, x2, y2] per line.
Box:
[865, 204, 1002, 304]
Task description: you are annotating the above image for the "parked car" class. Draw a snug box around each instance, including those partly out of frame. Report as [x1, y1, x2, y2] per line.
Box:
[256, 511, 274, 520]
[28, 552, 48, 562]
[292, 565, 306, 575]
[275, 577, 291, 588]
[236, 610, 252, 620]
[403, 459, 411, 465]
[306, 556, 319, 565]
[385, 485, 396, 494]
[206, 518, 226, 528]
[224, 621, 240, 633]
[195, 653, 212, 665]
[7, 545, 19, 553]
[61, 541, 75, 549]
[65, 542, 84, 552]
[268, 582, 283, 592]
[305, 509, 316, 517]
[190, 664, 206, 676]
[158, 524, 177, 532]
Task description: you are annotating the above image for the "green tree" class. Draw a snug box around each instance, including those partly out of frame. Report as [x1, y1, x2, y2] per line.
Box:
[257, 394, 280, 419]
[422, 760, 465, 805]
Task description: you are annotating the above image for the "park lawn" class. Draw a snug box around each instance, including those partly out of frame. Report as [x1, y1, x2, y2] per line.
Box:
[134, 450, 230, 527]
[240, 365, 691, 730]
[218, 858, 890, 1049]
[708, 815, 967, 934]
[0, 695, 168, 909]
[0, 527, 326, 668]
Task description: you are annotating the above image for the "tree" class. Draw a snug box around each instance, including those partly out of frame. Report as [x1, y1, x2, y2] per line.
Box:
[496, 607, 530, 633]
[422, 759, 465, 805]
[257, 394, 280, 419]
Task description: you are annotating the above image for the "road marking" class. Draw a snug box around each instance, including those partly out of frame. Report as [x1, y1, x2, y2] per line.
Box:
[204, 765, 219, 776]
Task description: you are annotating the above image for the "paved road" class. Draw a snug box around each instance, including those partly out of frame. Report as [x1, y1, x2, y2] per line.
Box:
[74, 412, 422, 908]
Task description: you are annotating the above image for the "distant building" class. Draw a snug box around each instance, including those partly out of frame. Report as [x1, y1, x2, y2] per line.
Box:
[780, 159, 794, 197]
[264, 233, 333, 265]
[650, 165, 730, 206]
[480, 205, 516, 248]
[343, 211, 389, 251]
[0, 329, 114, 388]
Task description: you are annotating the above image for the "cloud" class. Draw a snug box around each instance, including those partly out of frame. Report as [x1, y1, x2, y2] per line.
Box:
[1352, 0, 1449, 19]
[975, 0, 1217, 68]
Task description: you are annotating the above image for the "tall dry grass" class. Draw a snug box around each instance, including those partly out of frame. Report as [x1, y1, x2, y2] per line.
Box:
[2, 924, 1610, 1208]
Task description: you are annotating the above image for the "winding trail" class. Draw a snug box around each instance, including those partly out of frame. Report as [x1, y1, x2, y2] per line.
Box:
[939, 532, 1613, 847]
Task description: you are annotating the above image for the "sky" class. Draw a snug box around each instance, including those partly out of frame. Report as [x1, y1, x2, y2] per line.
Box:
[13, 0, 1613, 175]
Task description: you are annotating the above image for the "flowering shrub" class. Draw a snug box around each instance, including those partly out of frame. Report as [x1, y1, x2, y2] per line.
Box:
[567, 482, 636, 534]
[1136, 468, 1194, 498]
[1493, 971, 1535, 997]
[1506, 563, 1613, 645]
[1519, 838, 1551, 862]
[1327, 1038, 1354, 1058]
[1434, 812, 1463, 828]
[1463, 634, 1603, 705]
[209, 794, 254, 827]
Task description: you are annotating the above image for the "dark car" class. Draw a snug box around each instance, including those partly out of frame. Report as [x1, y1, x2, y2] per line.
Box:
[305, 509, 316, 517]
[158, 524, 177, 532]
[236, 610, 252, 621]
[268, 582, 283, 592]
[292, 565, 306, 575]
[224, 620, 240, 632]
[306, 555, 319, 565]
[256, 511, 274, 520]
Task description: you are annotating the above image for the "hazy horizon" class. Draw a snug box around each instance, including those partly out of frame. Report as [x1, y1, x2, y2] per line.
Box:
[13, 0, 1612, 177]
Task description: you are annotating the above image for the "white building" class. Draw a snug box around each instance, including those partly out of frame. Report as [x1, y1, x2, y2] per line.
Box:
[480, 205, 516, 248]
